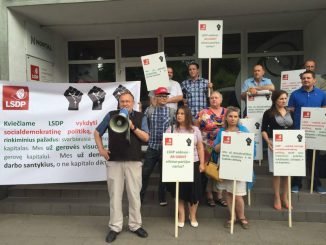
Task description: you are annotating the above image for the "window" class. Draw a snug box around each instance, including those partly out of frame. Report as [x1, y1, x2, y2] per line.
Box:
[202, 58, 241, 108]
[166, 60, 195, 83]
[247, 30, 304, 89]
[121, 38, 158, 58]
[223, 34, 241, 54]
[68, 40, 115, 60]
[248, 30, 303, 53]
[164, 36, 195, 57]
[69, 63, 115, 83]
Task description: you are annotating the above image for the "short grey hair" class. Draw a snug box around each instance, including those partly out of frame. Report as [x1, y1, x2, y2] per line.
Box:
[210, 90, 223, 100]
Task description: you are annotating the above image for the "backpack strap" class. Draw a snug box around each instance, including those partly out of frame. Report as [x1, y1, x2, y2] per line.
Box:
[168, 107, 176, 133]
[145, 106, 155, 129]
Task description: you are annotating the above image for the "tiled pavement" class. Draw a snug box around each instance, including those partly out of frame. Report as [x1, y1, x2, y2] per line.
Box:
[0, 214, 326, 245]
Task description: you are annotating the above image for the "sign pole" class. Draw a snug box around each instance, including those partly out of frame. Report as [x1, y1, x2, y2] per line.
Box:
[247, 189, 251, 206]
[208, 58, 212, 97]
[310, 150, 316, 194]
[230, 180, 236, 234]
[175, 181, 179, 238]
[288, 176, 292, 227]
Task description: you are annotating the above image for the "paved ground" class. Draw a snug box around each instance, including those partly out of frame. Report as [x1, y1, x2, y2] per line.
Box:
[0, 214, 326, 245]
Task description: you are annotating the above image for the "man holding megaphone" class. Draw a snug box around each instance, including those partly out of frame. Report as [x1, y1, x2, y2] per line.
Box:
[94, 91, 149, 243]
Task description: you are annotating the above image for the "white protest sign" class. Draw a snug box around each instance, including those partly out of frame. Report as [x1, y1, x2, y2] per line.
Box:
[141, 52, 169, 91]
[162, 133, 194, 182]
[219, 132, 255, 182]
[280, 69, 305, 103]
[300, 107, 326, 151]
[273, 130, 306, 176]
[0, 80, 140, 185]
[247, 93, 272, 118]
[240, 118, 263, 160]
[198, 20, 223, 58]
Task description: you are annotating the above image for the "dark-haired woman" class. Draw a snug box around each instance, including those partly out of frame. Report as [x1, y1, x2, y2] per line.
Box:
[261, 90, 294, 210]
[166, 106, 205, 228]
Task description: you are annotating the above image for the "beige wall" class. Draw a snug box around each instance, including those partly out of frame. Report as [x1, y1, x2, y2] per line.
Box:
[7, 10, 68, 83]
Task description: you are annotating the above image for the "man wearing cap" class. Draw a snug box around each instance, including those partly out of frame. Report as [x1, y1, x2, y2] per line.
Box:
[149, 67, 183, 109]
[140, 87, 175, 206]
[181, 62, 213, 118]
[94, 91, 150, 243]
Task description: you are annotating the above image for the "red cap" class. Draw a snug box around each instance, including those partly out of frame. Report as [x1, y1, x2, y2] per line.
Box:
[154, 87, 170, 95]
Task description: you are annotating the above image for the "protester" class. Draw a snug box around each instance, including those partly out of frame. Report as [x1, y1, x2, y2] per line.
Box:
[304, 59, 326, 91]
[140, 87, 175, 206]
[149, 67, 183, 109]
[241, 64, 275, 117]
[214, 106, 250, 229]
[181, 62, 213, 118]
[288, 70, 326, 194]
[261, 90, 294, 210]
[166, 106, 205, 228]
[195, 91, 227, 207]
[94, 92, 149, 243]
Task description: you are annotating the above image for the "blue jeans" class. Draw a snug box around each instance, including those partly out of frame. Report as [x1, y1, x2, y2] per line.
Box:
[140, 147, 167, 203]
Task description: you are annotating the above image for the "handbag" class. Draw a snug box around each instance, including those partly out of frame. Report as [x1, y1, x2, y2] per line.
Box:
[204, 154, 221, 182]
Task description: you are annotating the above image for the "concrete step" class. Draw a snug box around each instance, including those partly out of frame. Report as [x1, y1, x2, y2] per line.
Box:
[7, 182, 109, 200]
[1, 196, 326, 222]
[7, 178, 326, 205]
[1, 159, 326, 222]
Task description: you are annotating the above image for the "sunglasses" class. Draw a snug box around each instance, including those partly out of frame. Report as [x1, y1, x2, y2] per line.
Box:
[156, 95, 168, 98]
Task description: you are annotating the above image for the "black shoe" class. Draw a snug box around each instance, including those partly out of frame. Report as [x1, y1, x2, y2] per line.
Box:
[131, 227, 148, 238]
[159, 196, 167, 206]
[105, 230, 119, 243]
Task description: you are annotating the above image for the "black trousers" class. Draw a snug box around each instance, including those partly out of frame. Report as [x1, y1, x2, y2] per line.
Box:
[292, 149, 321, 189]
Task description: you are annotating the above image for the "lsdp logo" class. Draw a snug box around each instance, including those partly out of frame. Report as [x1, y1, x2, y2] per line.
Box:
[2, 86, 29, 110]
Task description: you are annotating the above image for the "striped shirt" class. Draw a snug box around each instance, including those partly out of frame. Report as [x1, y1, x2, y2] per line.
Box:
[145, 106, 173, 150]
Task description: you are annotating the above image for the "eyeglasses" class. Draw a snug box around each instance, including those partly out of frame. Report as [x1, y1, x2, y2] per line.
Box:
[156, 95, 168, 98]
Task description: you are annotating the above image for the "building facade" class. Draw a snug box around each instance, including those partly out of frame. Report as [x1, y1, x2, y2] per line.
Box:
[0, 0, 326, 108]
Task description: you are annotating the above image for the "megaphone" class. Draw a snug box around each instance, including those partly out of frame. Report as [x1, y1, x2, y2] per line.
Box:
[109, 108, 129, 133]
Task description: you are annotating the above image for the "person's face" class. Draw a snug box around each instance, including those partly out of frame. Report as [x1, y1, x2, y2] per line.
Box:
[210, 93, 222, 107]
[155, 94, 168, 106]
[119, 93, 134, 112]
[226, 111, 239, 127]
[176, 108, 186, 123]
[301, 73, 316, 89]
[167, 68, 174, 79]
[304, 61, 316, 71]
[275, 93, 288, 108]
[188, 64, 199, 79]
[253, 65, 265, 80]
